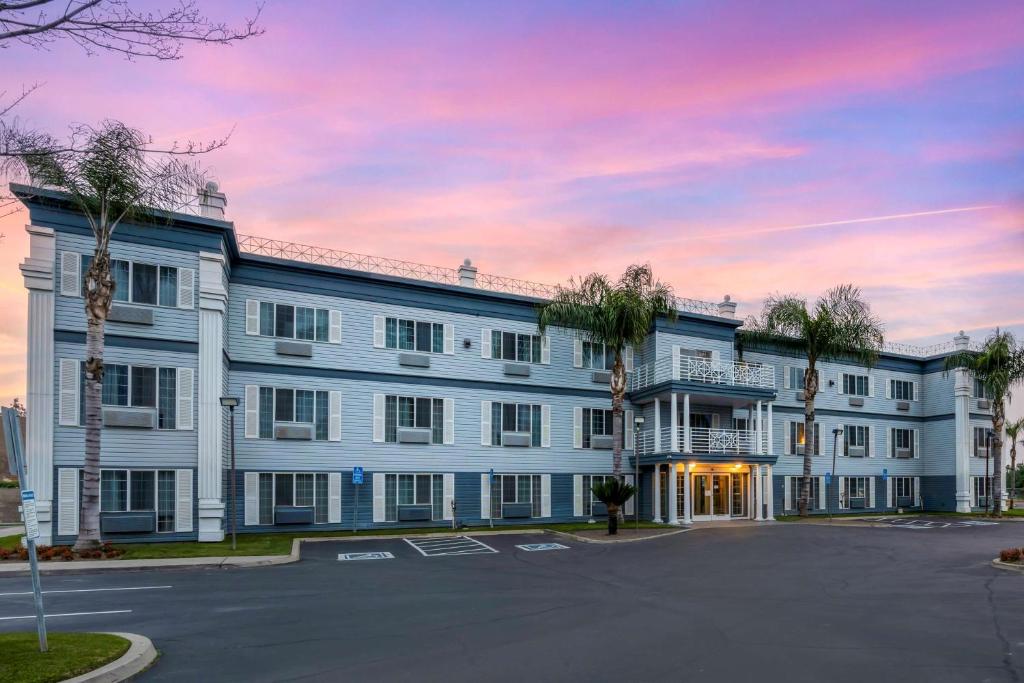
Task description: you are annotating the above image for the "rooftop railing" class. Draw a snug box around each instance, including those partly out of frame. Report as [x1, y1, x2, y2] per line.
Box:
[881, 340, 983, 357]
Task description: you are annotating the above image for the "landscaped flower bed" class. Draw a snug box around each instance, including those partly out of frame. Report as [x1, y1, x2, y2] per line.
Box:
[998, 548, 1024, 563]
[0, 542, 123, 561]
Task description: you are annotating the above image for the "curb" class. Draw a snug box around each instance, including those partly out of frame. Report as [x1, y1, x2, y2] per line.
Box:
[63, 632, 158, 683]
[991, 559, 1024, 574]
[548, 527, 694, 544]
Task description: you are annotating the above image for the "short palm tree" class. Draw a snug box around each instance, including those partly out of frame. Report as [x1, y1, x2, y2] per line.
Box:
[537, 264, 676, 476]
[591, 478, 636, 535]
[945, 330, 1024, 516]
[1006, 418, 1024, 509]
[739, 285, 884, 517]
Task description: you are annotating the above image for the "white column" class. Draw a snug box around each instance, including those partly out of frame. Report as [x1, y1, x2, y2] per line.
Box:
[766, 402, 774, 455]
[754, 465, 764, 520]
[683, 462, 692, 524]
[652, 465, 662, 523]
[670, 393, 679, 452]
[755, 401, 763, 455]
[197, 252, 227, 541]
[20, 225, 56, 546]
[954, 368, 972, 513]
[683, 393, 691, 453]
[653, 397, 661, 453]
[765, 464, 775, 520]
[667, 462, 679, 524]
[748, 465, 756, 519]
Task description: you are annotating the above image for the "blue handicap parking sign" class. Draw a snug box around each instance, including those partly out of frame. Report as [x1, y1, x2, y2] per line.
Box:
[352, 467, 364, 485]
[882, 468, 888, 481]
[825, 472, 832, 485]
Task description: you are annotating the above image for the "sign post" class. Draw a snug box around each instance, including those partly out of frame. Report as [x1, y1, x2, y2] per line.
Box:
[825, 472, 833, 524]
[488, 468, 494, 529]
[352, 467, 364, 533]
[2, 407, 47, 652]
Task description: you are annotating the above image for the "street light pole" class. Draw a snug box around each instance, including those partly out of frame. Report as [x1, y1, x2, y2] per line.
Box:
[634, 416, 644, 531]
[829, 427, 843, 524]
[220, 397, 240, 551]
[986, 429, 992, 516]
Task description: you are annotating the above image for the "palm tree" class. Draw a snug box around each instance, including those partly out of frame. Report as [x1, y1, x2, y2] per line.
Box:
[1005, 418, 1024, 509]
[592, 478, 636, 535]
[945, 330, 1024, 517]
[537, 264, 676, 476]
[739, 285, 884, 517]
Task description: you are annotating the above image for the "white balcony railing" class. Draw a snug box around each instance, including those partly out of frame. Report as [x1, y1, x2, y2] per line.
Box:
[629, 355, 775, 393]
[635, 427, 767, 456]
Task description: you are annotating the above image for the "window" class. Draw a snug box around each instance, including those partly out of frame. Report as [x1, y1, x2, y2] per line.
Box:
[490, 474, 542, 518]
[845, 476, 868, 508]
[582, 474, 614, 516]
[582, 408, 613, 448]
[383, 473, 445, 522]
[581, 340, 613, 370]
[385, 317, 443, 353]
[83, 362, 177, 429]
[257, 302, 331, 342]
[255, 387, 330, 441]
[893, 477, 915, 506]
[844, 425, 870, 456]
[383, 395, 444, 444]
[842, 373, 870, 397]
[99, 468, 177, 532]
[490, 330, 541, 363]
[974, 379, 991, 400]
[257, 472, 330, 524]
[973, 476, 991, 508]
[974, 427, 993, 458]
[890, 379, 915, 401]
[490, 402, 542, 446]
[788, 477, 820, 509]
[788, 367, 819, 390]
[788, 422, 820, 455]
[891, 428, 915, 458]
[80, 255, 181, 307]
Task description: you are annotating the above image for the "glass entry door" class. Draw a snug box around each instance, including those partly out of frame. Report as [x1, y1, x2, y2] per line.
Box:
[692, 474, 731, 520]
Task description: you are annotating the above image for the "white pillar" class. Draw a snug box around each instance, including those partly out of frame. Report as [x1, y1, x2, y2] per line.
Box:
[652, 465, 662, 523]
[20, 225, 56, 546]
[754, 465, 764, 520]
[748, 465, 756, 519]
[670, 393, 679, 452]
[953, 368, 972, 513]
[765, 464, 775, 520]
[667, 463, 679, 524]
[766, 402, 774, 455]
[197, 252, 228, 542]
[653, 397, 661, 452]
[683, 393, 691, 453]
[755, 401, 763, 455]
[683, 462, 692, 524]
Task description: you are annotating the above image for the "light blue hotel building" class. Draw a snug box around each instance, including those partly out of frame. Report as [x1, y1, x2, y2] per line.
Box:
[14, 183, 1002, 545]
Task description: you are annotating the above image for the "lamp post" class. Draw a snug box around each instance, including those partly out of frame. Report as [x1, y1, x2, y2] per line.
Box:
[220, 396, 240, 550]
[829, 427, 843, 523]
[634, 416, 645, 531]
[986, 429, 993, 515]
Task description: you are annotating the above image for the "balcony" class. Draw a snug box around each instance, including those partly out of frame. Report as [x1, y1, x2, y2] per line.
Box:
[629, 355, 775, 393]
[636, 427, 767, 456]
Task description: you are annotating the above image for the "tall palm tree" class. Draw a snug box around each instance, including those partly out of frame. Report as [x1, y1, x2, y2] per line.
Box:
[537, 264, 676, 476]
[945, 330, 1024, 517]
[739, 285, 884, 517]
[1005, 418, 1024, 509]
[591, 478, 636, 535]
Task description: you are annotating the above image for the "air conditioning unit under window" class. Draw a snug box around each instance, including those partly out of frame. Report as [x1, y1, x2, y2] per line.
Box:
[795, 444, 805, 456]
[895, 448, 913, 459]
[847, 446, 865, 458]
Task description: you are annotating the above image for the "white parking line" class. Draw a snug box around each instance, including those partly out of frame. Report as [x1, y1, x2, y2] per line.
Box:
[404, 536, 498, 557]
[0, 609, 132, 621]
[0, 585, 172, 597]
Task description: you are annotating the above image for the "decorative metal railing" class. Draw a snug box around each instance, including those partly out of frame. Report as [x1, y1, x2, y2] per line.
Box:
[636, 427, 767, 456]
[882, 340, 984, 357]
[629, 355, 776, 392]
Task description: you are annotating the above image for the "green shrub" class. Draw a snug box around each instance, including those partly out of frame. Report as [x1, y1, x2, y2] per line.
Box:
[0, 479, 19, 488]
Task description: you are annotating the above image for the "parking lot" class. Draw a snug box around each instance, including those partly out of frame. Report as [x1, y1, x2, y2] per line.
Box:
[1, 524, 1023, 682]
[863, 516, 1002, 529]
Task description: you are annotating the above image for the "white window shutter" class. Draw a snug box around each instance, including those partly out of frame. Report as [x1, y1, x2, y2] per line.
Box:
[783, 366, 791, 390]
[60, 251, 81, 297]
[868, 477, 876, 509]
[244, 472, 260, 525]
[372, 315, 385, 348]
[837, 372, 845, 394]
[480, 400, 491, 446]
[328, 310, 342, 344]
[177, 268, 195, 309]
[817, 476, 826, 509]
[839, 476, 847, 508]
[868, 374, 875, 398]
[176, 368, 194, 430]
[328, 472, 342, 523]
[573, 339, 583, 368]
[624, 346, 634, 373]
[914, 476, 922, 507]
[328, 391, 342, 442]
[913, 429, 920, 458]
[245, 299, 260, 336]
[885, 379, 892, 399]
[541, 475, 551, 517]
[912, 381, 919, 402]
[244, 385, 259, 439]
[711, 413, 720, 429]
[624, 474, 635, 515]
[480, 473, 491, 519]
[573, 475, 583, 517]
[886, 427, 892, 458]
[57, 468, 79, 536]
[867, 425, 873, 457]
[175, 469, 193, 532]
[783, 421, 791, 455]
[573, 407, 583, 449]
[372, 473, 386, 522]
[624, 409, 634, 449]
[541, 335, 550, 365]
[59, 359, 80, 426]
[372, 394, 385, 443]
[443, 398, 455, 445]
[886, 477, 893, 508]
[541, 405, 551, 448]
[480, 328, 491, 359]
[443, 323, 455, 354]
[784, 477, 792, 510]
[672, 345, 681, 380]
[837, 424, 845, 456]
[443, 473, 455, 520]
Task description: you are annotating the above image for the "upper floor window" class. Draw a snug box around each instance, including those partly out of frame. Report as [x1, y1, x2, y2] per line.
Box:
[490, 330, 541, 363]
[490, 402, 542, 447]
[787, 422, 820, 455]
[81, 255, 181, 307]
[384, 395, 445, 444]
[581, 341, 613, 370]
[259, 302, 330, 342]
[387, 317, 444, 353]
[83, 362, 178, 429]
[786, 366, 819, 391]
[974, 379, 992, 400]
[973, 427, 993, 457]
[256, 387, 331, 441]
[582, 408, 613, 448]
[890, 428, 916, 458]
[844, 425, 870, 456]
[842, 373, 870, 397]
[890, 379, 915, 401]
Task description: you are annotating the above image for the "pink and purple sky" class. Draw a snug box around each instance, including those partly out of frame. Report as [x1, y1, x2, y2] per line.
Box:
[1, 0, 1022, 408]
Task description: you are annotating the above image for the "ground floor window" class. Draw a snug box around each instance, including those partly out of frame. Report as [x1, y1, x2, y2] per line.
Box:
[491, 474, 542, 518]
[257, 472, 330, 524]
[383, 473, 444, 521]
[844, 476, 868, 509]
[98, 468, 178, 532]
[973, 476, 991, 508]
[893, 477, 916, 507]
[582, 474, 614, 516]
[789, 477, 820, 510]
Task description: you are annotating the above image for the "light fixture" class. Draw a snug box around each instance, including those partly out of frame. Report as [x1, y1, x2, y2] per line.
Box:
[634, 416, 645, 425]
[219, 396, 239, 408]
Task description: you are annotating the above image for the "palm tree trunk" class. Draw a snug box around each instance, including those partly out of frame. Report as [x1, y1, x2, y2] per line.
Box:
[607, 503, 620, 535]
[75, 254, 112, 552]
[610, 354, 627, 477]
[799, 363, 816, 517]
[992, 401, 1005, 517]
[1011, 446, 1017, 510]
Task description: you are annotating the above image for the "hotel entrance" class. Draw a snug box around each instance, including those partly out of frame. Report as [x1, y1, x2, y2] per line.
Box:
[691, 471, 748, 521]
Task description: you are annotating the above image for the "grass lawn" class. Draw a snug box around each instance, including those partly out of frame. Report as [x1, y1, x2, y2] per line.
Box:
[0, 632, 130, 683]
